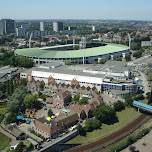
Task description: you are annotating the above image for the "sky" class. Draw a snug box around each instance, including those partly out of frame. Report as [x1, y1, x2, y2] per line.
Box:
[0, 0, 152, 21]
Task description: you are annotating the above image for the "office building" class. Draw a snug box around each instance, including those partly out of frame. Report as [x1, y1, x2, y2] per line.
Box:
[21, 24, 30, 31]
[92, 26, 100, 32]
[53, 21, 63, 32]
[2, 19, 16, 34]
[16, 27, 25, 37]
[0, 21, 4, 35]
[40, 21, 45, 31]
[68, 26, 77, 31]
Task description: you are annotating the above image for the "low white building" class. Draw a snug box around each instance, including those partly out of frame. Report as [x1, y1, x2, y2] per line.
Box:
[21, 61, 137, 96]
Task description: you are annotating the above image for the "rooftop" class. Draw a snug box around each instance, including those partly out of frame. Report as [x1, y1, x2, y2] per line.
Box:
[15, 43, 128, 58]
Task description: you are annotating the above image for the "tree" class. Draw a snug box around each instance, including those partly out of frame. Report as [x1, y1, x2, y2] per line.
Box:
[114, 100, 125, 112]
[148, 91, 152, 104]
[133, 51, 142, 58]
[133, 94, 144, 101]
[4, 112, 17, 126]
[73, 94, 80, 102]
[40, 94, 46, 102]
[90, 118, 101, 129]
[80, 110, 87, 120]
[127, 136, 136, 145]
[0, 48, 6, 53]
[93, 105, 116, 124]
[78, 97, 88, 105]
[125, 54, 131, 61]
[124, 94, 133, 106]
[129, 146, 136, 152]
[7, 86, 27, 113]
[84, 120, 92, 132]
[24, 94, 39, 109]
[147, 73, 152, 82]
[99, 59, 107, 64]
[76, 124, 84, 135]
[15, 142, 24, 152]
[84, 118, 101, 132]
[48, 109, 53, 117]
[146, 92, 151, 100]
[39, 83, 44, 90]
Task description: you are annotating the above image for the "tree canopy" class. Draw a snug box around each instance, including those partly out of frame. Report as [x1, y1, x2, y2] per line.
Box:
[7, 86, 27, 114]
[125, 54, 131, 61]
[4, 112, 17, 126]
[93, 105, 116, 124]
[0, 51, 34, 68]
[24, 94, 40, 109]
[84, 118, 101, 132]
[48, 109, 53, 117]
[78, 97, 88, 105]
[124, 94, 133, 106]
[114, 100, 125, 112]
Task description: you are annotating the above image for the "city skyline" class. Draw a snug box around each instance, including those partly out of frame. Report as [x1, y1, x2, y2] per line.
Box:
[0, 0, 152, 21]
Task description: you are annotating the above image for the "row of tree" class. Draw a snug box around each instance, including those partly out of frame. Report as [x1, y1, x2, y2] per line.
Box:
[147, 69, 152, 82]
[0, 51, 34, 68]
[0, 79, 26, 98]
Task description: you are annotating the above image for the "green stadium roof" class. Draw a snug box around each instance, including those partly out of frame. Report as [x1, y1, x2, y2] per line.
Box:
[15, 43, 129, 59]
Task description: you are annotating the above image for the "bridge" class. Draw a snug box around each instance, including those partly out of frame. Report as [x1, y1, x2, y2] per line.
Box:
[133, 100, 152, 113]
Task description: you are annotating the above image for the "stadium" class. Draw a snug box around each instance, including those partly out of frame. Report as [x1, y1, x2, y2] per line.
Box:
[15, 43, 129, 64]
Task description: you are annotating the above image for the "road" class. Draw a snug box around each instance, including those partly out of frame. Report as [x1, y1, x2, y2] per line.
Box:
[139, 71, 149, 96]
[127, 55, 151, 66]
[67, 114, 147, 152]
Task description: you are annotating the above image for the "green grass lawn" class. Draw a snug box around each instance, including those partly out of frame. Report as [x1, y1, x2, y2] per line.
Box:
[67, 107, 138, 144]
[139, 98, 148, 104]
[0, 132, 11, 150]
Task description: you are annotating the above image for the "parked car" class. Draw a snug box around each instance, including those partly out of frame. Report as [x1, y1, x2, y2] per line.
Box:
[65, 130, 69, 134]
[46, 138, 51, 142]
[58, 134, 62, 137]
[70, 125, 77, 131]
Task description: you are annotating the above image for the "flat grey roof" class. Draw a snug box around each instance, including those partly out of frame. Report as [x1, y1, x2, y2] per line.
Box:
[32, 65, 106, 79]
[85, 61, 128, 73]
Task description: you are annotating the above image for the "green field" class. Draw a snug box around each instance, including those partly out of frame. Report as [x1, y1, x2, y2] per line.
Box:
[67, 107, 138, 144]
[0, 132, 11, 150]
[139, 98, 148, 104]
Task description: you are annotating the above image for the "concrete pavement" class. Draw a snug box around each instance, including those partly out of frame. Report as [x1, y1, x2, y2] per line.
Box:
[139, 71, 149, 96]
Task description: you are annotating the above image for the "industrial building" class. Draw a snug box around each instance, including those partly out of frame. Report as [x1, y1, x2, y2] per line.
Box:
[20, 61, 138, 98]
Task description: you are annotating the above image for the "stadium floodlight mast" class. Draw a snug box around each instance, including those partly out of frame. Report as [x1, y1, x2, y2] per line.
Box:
[128, 33, 131, 50]
[29, 33, 33, 48]
[80, 37, 86, 65]
[73, 30, 76, 50]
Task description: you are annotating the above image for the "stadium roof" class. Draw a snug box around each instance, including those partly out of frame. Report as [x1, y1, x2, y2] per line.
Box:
[15, 43, 129, 59]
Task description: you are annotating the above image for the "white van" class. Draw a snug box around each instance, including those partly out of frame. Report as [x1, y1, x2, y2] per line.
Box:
[70, 125, 77, 131]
